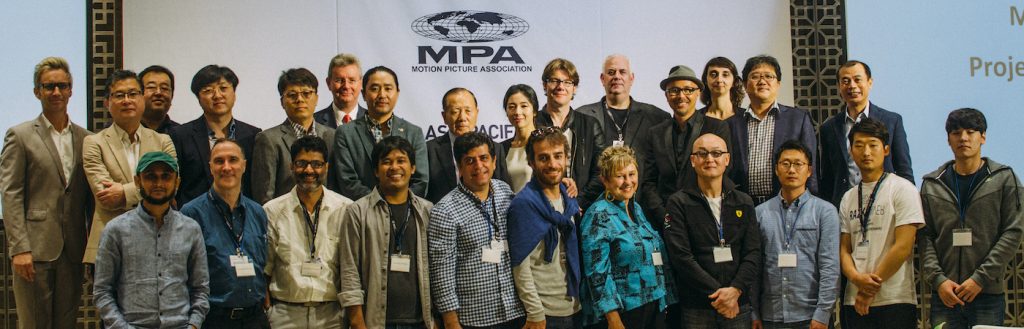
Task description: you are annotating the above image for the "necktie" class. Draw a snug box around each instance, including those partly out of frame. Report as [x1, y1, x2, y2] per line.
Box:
[342, 114, 351, 124]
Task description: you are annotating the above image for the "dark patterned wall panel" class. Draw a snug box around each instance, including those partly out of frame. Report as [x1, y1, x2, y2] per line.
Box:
[88, 0, 120, 132]
[790, 0, 846, 128]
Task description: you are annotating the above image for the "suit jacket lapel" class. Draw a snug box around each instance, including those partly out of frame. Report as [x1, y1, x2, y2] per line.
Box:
[278, 124, 297, 151]
[661, 124, 677, 173]
[354, 120, 375, 160]
[439, 134, 456, 177]
[834, 112, 850, 160]
[33, 117, 68, 185]
[103, 128, 132, 180]
[190, 122, 212, 177]
[623, 109, 644, 147]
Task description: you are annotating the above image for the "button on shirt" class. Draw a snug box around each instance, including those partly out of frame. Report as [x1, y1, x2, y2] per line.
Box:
[263, 187, 352, 303]
[746, 104, 779, 197]
[93, 206, 210, 329]
[180, 189, 268, 308]
[754, 192, 840, 325]
[843, 103, 870, 188]
[428, 180, 525, 327]
[43, 117, 74, 181]
[112, 124, 141, 174]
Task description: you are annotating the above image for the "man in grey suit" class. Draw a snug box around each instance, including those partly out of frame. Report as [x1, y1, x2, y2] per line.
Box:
[314, 53, 366, 128]
[252, 68, 335, 204]
[333, 66, 428, 200]
[0, 56, 93, 329]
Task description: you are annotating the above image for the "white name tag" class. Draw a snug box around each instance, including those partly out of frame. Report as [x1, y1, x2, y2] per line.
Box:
[612, 140, 624, 147]
[652, 252, 663, 266]
[229, 255, 246, 266]
[234, 262, 256, 277]
[481, 247, 502, 264]
[854, 241, 870, 262]
[778, 253, 797, 268]
[300, 261, 322, 277]
[953, 229, 973, 247]
[490, 240, 507, 252]
[390, 255, 411, 272]
[713, 246, 733, 263]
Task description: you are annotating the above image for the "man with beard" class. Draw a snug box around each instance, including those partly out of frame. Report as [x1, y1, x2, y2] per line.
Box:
[263, 136, 352, 328]
[339, 136, 436, 328]
[94, 151, 209, 329]
[181, 139, 270, 328]
[139, 65, 179, 134]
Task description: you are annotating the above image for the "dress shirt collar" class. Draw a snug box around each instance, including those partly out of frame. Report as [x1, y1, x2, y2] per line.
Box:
[288, 119, 317, 137]
[844, 101, 871, 124]
[779, 189, 811, 209]
[745, 101, 780, 122]
[112, 123, 139, 144]
[42, 115, 70, 134]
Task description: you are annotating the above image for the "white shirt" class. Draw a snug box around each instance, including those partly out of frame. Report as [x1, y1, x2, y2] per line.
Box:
[505, 147, 531, 193]
[112, 124, 141, 174]
[43, 116, 74, 181]
[839, 174, 924, 306]
[706, 195, 723, 224]
[333, 102, 355, 128]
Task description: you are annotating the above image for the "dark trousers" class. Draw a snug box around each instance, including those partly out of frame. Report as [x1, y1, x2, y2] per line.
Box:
[586, 302, 664, 329]
[840, 303, 916, 329]
[929, 293, 1005, 329]
[204, 305, 271, 329]
[464, 317, 525, 329]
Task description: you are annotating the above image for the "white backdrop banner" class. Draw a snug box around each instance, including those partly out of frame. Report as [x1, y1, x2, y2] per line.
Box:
[125, 0, 793, 138]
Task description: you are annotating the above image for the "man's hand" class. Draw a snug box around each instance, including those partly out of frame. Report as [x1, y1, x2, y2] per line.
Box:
[189, 325, 198, 329]
[97, 181, 127, 208]
[442, 311, 462, 329]
[11, 252, 34, 282]
[709, 287, 741, 318]
[956, 278, 983, 303]
[850, 272, 882, 296]
[937, 279, 964, 307]
[522, 319, 546, 329]
[562, 178, 578, 198]
[809, 320, 827, 329]
[854, 291, 875, 315]
[752, 319, 763, 329]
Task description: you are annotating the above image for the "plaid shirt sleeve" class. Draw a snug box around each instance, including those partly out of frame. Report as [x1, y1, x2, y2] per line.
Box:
[428, 201, 461, 313]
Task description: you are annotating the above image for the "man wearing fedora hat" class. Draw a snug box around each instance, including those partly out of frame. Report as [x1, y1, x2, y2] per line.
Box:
[637, 64, 732, 230]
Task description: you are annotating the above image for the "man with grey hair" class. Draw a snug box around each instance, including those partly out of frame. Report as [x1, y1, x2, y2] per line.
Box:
[578, 54, 670, 149]
[315, 53, 366, 128]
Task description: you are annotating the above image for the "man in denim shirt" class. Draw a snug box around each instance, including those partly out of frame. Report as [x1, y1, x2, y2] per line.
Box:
[94, 151, 209, 329]
[752, 140, 840, 329]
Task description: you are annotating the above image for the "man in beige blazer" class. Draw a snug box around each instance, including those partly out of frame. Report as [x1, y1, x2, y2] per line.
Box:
[0, 57, 93, 329]
[82, 69, 176, 264]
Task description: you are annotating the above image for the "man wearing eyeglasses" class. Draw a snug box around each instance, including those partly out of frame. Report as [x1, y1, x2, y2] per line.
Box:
[263, 136, 352, 328]
[638, 64, 731, 231]
[1, 57, 93, 329]
[726, 55, 817, 205]
[426, 87, 509, 203]
[82, 69, 177, 265]
[168, 65, 262, 206]
[315, 53, 366, 128]
[664, 133, 761, 329]
[577, 54, 670, 149]
[252, 68, 336, 204]
[751, 140, 839, 329]
[139, 65, 180, 134]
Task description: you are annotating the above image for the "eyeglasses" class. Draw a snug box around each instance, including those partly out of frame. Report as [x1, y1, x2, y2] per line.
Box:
[144, 85, 172, 94]
[530, 126, 562, 137]
[284, 90, 316, 102]
[777, 161, 808, 170]
[544, 78, 576, 87]
[691, 150, 728, 159]
[748, 73, 778, 82]
[40, 82, 71, 91]
[293, 160, 326, 169]
[666, 87, 700, 96]
[110, 90, 142, 101]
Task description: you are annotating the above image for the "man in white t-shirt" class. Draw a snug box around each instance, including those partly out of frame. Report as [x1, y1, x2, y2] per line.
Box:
[838, 118, 924, 329]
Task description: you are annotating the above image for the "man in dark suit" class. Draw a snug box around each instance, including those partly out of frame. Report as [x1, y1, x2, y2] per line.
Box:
[251, 68, 335, 204]
[426, 88, 509, 203]
[577, 54, 671, 149]
[314, 53, 366, 128]
[727, 55, 817, 204]
[168, 64, 261, 205]
[332, 66, 428, 200]
[818, 60, 913, 206]
[139, 65, 179, 134]
[638, 64, 731, 230]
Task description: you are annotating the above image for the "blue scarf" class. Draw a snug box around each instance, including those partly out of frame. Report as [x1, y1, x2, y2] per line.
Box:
[507, 178, 581, 297]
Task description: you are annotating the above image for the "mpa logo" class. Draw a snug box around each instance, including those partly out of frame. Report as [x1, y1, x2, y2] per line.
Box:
[411, 11, 529, 43]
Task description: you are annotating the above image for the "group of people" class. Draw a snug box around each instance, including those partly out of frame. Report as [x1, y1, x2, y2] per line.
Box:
[0, 52, 1020, 329]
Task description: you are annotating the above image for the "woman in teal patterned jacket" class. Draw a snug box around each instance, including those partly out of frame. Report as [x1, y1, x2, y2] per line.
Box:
[581, 146, 675, 328]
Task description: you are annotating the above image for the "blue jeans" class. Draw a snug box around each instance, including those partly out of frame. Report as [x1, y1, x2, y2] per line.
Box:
[762, 320, 811, 329]
[929, 293, 1005, 329]
[680, 305, 751, 329]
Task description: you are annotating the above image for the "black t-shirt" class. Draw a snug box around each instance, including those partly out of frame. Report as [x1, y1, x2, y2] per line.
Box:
[942, 162, 990, 219]
[386, 201, 423, 324]
[605, 106, 630, 141]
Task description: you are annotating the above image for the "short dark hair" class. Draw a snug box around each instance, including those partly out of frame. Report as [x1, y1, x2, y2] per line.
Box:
[700, 56, 745, 106]
[277, 68, 319, 96]
[945, 108, 988, 134]
[289, 135, 328, 161]
[526, 127, 569, 163]
[443, 87, 478, 109]
[139, 65, 175, 92]
[371, 136, 416, 168]
[838, 60, 872, 80]
[191, 65, 239, 97]
[502, 84, 539, 113]
[453, 131, 495, 163]
[774, 139, 813, 166]
[104, 70, 140, 98]
[211, 138, 246, 160]
[848, 117, 890, 146]
[362, 66, 399, 91]
[742, 55, 782, 82]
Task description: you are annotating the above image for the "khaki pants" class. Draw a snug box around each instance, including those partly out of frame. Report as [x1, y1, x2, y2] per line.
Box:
[268, 300, 343, 329]
[12, 252, 83, 329]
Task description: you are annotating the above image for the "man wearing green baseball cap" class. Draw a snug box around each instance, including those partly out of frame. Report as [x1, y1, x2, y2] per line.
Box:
[93, 151, 210, 329]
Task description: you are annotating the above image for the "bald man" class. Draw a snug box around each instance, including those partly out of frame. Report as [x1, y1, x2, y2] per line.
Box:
[577, 54, 669, 149]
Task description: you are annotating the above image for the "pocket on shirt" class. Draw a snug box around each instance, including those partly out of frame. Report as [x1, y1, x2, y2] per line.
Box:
[794, 226, 819, 248]
[26, 209, 48, 221]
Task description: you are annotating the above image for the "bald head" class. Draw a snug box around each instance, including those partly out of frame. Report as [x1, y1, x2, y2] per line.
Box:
[690, 133, 730, 180]
[600, 54, 635, 98]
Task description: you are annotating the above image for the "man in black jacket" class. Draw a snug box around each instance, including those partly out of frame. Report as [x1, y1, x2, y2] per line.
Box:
[425, 87, 508, 203]
[577, 54, 670, 149]
[664, 133, 761, 328]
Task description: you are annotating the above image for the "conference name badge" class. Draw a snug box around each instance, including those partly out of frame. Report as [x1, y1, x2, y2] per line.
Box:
[390, 254, 411, 272]
[301, 260, 323, 277]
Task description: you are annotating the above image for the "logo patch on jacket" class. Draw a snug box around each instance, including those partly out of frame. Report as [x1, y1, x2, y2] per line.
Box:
[736, 210, 743, 218]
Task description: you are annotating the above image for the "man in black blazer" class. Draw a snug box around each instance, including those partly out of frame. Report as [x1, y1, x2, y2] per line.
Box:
[313, 53, 366, 128]
[168, 65, 261, 205]
[425, 88, 509, 203]
[727, 55, 818, 204]
[638, 64, 731, 230]
[818, 60, 913, 206]
[577, 54, 671, 149]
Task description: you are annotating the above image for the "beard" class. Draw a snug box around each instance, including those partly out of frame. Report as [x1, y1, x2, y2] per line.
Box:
[140, 186, 176, 205]
[295, 173, 324, 192]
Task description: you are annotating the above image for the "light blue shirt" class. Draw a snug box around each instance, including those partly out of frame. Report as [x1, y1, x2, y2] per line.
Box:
[753, 191, 840, 324]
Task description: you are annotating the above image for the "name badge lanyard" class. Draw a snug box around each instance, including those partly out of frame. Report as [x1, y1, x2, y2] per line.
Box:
[715, 215, 726, 247]
[211, 191, 246, 257]
[779, 199, 805, 251]
[480, 195, 500, 242]
[300, 195, 324, 261]
[389, 198, 414, 256]
[951, 165, 981, 227]
[602, 102, 630, 143]
[857, 173, 888, 243]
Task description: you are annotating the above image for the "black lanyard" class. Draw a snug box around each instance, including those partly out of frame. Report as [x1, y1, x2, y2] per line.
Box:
[389, 198, 414, 255]
[210, 191, 245, 256]
[857, 172, 888, 243]
[299, 195, 324, 259]
[951, 164, 982, 226]
[461, 185, 500, 240]
[602, 101, 630, 142]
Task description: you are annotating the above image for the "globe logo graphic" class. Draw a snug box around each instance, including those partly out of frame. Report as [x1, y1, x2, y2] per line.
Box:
[411, 11, 530, 43]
